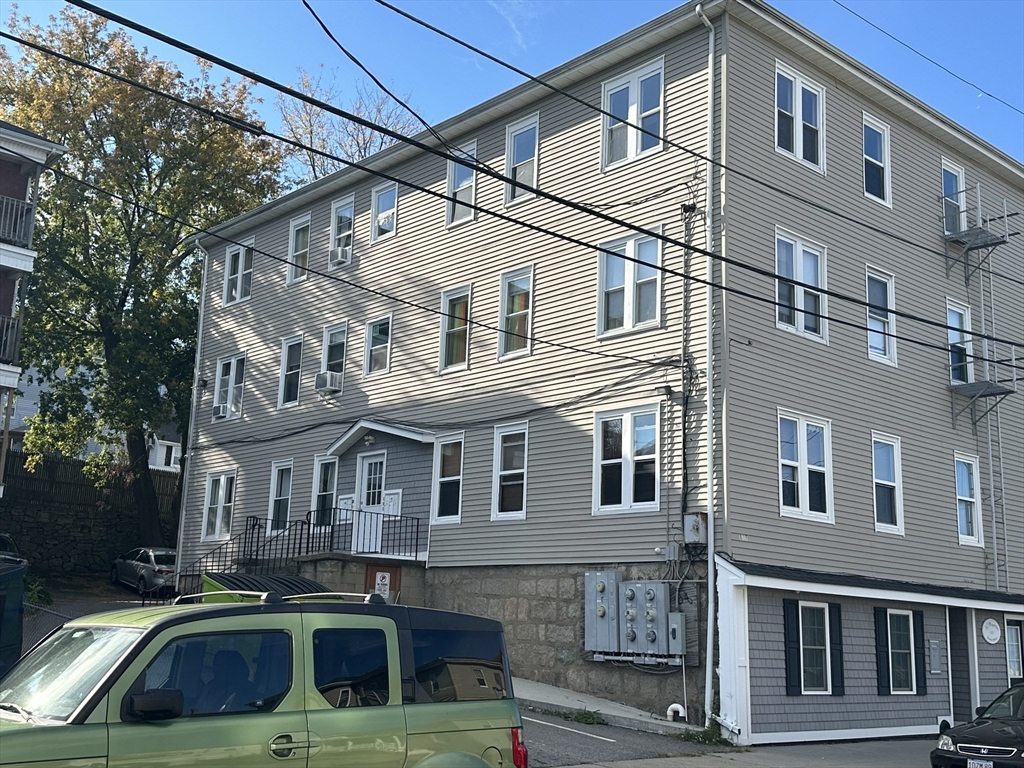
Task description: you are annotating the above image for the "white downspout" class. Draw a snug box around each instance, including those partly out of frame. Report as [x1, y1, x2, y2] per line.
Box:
[695, 2, 716, 730]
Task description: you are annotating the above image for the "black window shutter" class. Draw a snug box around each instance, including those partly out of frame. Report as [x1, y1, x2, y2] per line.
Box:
[783, 599, 801, 696]
[874, 607, 891, 695]
[828, 602, 845, 696]
[913, 610, 927, 696]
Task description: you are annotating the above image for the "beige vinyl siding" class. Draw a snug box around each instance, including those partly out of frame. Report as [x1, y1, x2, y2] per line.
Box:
[719, 18, 1023, 593]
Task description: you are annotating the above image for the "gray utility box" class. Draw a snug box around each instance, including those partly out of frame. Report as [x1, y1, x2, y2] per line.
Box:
[619, 581, 669, 656]
[668, 612, 686, 656]
[584, 570, 621, 653]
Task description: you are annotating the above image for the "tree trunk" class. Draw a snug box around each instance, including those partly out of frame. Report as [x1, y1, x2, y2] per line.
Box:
[126, 427, 165, 546]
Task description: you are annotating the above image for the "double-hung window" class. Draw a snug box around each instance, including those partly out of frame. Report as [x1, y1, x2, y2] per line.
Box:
[448, 141, 477, 225]
[872, 433, 903, 535]
[202, 471, 235, 540]
[776, 230, 826, 340]
[874, 607, 924, 696]
[371, 182, 397, 242]
[505, 115, 538, 204]
[492, 423, 527, 520]
[866, 270, 896, 364]
[439, 287, 470, 372]
[594, 406, 659, 514]
[268, 460, 292, 534]
[288, 213, 310, 284]
[329, 195, 354, 267]
[320, 322, 347, 393]
[947, 301, 972, 383]
[214, 353, 246, 420]
[800, 602, 830, 693]
[499, 267, 533, 359]
[223, 239, 253, 305]
[955, 452, 982, 546]
[863, 114, 891, 205]
[784, 599, 844, 697]
[776, 64, 824, 171]
[942, 159, 966, 235]
[779, 411, 833, 522]
[312, 456, 338, 527]
[278, 336, 302, 408]
[887, 610, 915, 693]
[364, 315, 392, 376]
[603, 60, 663, 168]
[433, 435, 464, 524]
[599, 235, 660, 335]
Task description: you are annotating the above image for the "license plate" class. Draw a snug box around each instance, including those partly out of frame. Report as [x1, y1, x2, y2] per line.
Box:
[967, 759, 994, 768]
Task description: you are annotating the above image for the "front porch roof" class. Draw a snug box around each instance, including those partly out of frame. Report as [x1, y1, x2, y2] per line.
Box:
[326, 419, 435, 456]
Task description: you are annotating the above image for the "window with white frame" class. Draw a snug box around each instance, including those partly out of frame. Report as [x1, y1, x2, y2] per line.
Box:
[312, 456, 338, 527]
[492, 423, 527, 520]
[779, 411, 832, 522]
[872, 434, 903, 534]
[440, 287, 470, 371]
[364, 316, 392, 375]
[202, 471, 235, 540]
[505, 114, 538, 204]
[603, 60, 663, 168]
[887, 610, 915, 693]
[776, 230, 826, 340]
[1007, 620, 1023, 683]
[499, 267, 533, 358]
[599, 235, 660, 335]
[947, 301, 972, 383]
[148, 440, 181, 471]
[866, 270, 896, 364]
[322, 323, 347, 375]
[278, 336, 302, 408]
[330, 195, 354, 266]
[371, 182, 397, 242]
[214, 353, 246, 419]
[942, 159, 966, 235]
[448, 141, 477, 225]
[288, 213, 310, 284]
[800, 602, 830, 693]
[269, 460, 292, 533]
[776, 64, 824, 170]
[433, 435, 464, 523]
[223, 240, 253, 305]
[594, 406, 658, 513]
[955, 453, 982, 546]
[863, 114, 890, 205]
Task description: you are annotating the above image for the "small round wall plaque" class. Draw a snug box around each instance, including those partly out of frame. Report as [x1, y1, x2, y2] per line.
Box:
[982, 618, 1002, 644]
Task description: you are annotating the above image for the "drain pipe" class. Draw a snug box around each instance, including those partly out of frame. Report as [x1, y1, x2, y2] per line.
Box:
[695, 2, 717, 730]
[667, 702, 687, 722]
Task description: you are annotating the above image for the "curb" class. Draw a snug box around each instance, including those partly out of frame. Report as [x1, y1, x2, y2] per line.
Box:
[517, 696, 698, 737]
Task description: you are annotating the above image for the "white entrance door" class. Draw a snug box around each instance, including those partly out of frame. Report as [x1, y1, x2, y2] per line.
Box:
[353, 452, 386, 553]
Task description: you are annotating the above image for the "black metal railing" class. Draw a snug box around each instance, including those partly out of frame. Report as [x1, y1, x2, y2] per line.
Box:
[307, 508, 423, 560]
[0, 196, 32, 248]
[0, 315, 19, 365]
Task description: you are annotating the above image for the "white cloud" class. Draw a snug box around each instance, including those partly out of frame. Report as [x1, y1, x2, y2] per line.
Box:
[487, 0, 540, 51]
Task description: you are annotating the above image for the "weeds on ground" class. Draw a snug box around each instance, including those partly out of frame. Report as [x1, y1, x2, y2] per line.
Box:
[24, 575, 52, 606]
[679, 723, 732, 746]
[541, 708, 608, 725]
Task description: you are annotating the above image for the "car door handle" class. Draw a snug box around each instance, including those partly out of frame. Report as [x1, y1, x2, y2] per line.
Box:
[269, 733, 311, 760]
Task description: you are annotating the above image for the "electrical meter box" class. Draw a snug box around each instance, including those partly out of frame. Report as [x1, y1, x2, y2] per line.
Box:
[619, 580, 669, 656]
[584, 571, 621, 653]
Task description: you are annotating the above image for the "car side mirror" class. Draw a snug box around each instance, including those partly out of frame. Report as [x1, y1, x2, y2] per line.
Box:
[975, 705, 987, 718]
[129, 689, 184, 721]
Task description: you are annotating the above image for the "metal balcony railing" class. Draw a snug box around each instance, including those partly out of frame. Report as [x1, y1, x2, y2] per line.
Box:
[0, 315, 19, 365]
[0, 196, 33, 249]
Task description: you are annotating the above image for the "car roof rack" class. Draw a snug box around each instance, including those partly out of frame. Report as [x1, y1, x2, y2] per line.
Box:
[172, 590, 284, 604]
[282, 591, 387, 604]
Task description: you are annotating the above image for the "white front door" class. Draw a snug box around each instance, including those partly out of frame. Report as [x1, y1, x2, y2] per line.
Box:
[354, 452, 386, 553]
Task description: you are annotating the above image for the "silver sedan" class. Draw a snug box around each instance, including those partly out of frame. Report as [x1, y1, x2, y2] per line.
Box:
[110, 547, 177, 596]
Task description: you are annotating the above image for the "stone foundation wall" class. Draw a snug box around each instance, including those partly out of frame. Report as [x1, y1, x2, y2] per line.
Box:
[298, 553, 426, 606]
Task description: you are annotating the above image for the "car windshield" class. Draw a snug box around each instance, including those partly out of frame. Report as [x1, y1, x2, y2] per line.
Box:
[0, 625, 143, 722]
[153, 554, 176, 566]
[981, 686, 1024, 719]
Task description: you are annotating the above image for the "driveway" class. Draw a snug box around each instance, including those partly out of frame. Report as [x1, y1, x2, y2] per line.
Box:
[21, 575, 139, 653]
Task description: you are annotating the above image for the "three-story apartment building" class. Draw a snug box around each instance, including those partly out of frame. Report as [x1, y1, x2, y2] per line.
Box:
[179, 0, 1022, 743]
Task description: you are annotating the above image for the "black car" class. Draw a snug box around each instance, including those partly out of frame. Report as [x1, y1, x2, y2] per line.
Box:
[932, 683, 1024, 768]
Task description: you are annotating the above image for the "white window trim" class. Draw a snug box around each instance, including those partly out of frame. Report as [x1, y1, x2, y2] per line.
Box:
[363, 314, 393, 377]
[1006, 617, 1024, 686]
[431, 433, 465, 525]
[277, 334, 303, 409]
[504, 113, 539, 206]
[954, 452, 983, 547]
[778, 409, 834, 524]
[601, 58, 665, 171]
[491, 421, 528, 521]
[370, 181, 398, 244]
[799, 601, 832, 695]
[355, 449, 387, 510]
[447, 140, 478, 227]
[321, 321, 348, 378]
[872, 432, 904, 536]
[775, 227, 828, 344]
[268, 459, 293, 536]
[329, 194, 355, 268]
[887, 609, 917, 695]
[775, 61, 826, 174]
[287, 212, 311, 285]
[213, 352, 246, 422]
[596, 232, 662, 338]
[201, 470, 236, 542]
[149, 439, 181, 470]
[222, 237, 254, 306]
[592, 403, 661, 515]
[941, 158, 967, 235]
[946, 299, 974, 384]
[438, 286, 471, 374]
[862, 112, 892, 207]
[865, 267, 897, 366]
[498, 265, 535, 361]
[311, 455, 339, 527]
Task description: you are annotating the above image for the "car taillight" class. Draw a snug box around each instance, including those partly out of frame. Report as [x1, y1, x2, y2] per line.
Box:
[511, 726, 528, 768]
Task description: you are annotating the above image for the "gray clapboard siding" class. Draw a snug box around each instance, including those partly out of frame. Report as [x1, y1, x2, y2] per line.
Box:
[975, 610, 1012, 701]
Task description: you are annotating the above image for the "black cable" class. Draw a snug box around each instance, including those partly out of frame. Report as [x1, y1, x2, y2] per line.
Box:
[61, 2, 1024, 347]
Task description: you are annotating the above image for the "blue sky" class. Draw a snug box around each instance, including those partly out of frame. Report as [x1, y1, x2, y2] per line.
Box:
[6, 0, 1023, 161]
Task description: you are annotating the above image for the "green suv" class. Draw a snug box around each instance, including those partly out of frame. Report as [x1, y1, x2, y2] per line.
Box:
[0, 592, 529, 768]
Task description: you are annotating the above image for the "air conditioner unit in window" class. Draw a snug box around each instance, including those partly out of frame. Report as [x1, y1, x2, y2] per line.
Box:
[314, 371, 344, 393]
[328, 247, 350, 266]
[212, 403, 228, 419]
